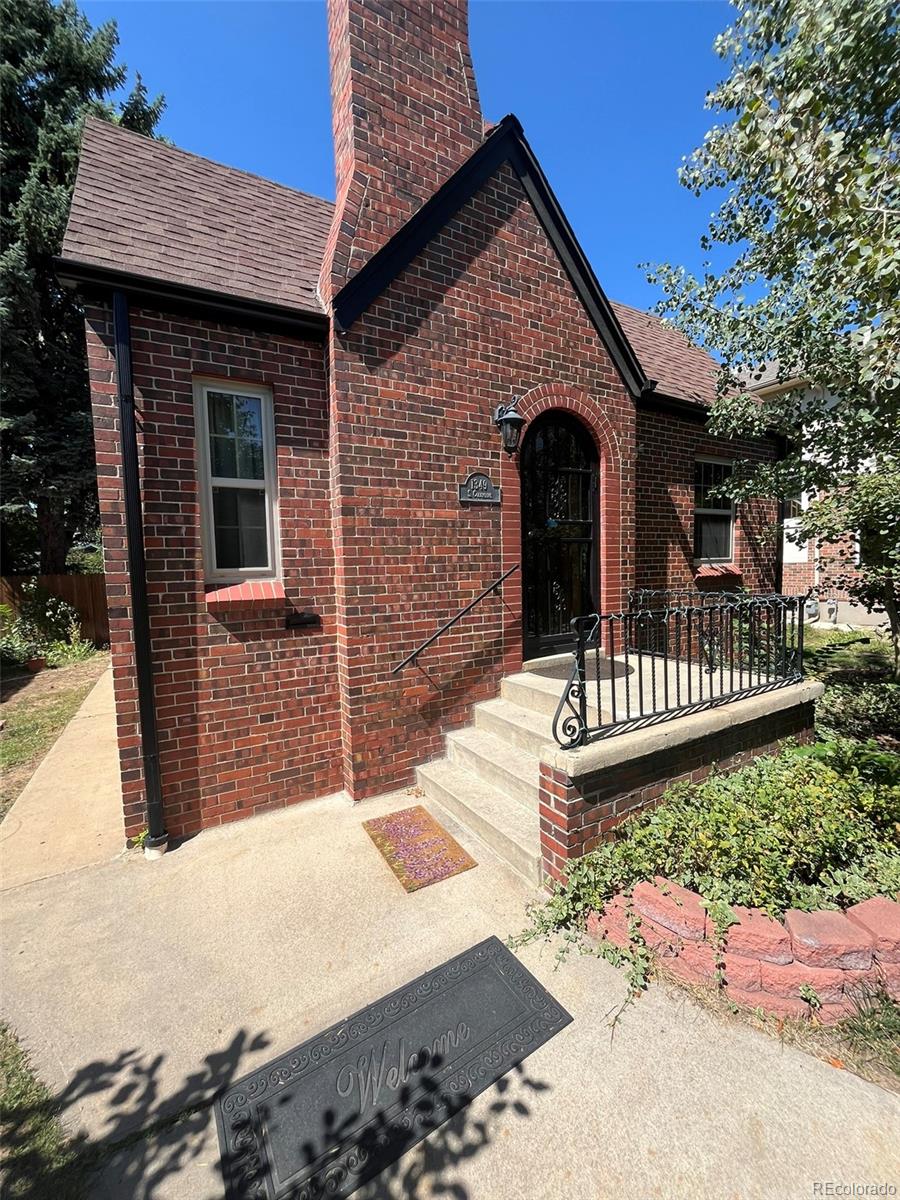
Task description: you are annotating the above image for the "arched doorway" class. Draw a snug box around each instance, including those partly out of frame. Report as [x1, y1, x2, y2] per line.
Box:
[520, 410, 599, 659]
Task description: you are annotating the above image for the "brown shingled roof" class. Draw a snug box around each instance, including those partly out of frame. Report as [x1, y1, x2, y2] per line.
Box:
[61, 117, 333, 318]
[61, 119, 720, 405]
[610, 300, 719, 407]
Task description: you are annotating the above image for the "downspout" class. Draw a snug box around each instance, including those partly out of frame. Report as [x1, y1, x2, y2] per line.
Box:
[112, 290, 168, 858]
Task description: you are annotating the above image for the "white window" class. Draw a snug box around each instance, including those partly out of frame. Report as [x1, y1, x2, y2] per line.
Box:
[194, 379, 279, 581]
[693, 458, 734, 562]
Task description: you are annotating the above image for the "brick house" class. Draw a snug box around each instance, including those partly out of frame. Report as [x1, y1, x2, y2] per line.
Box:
[57, 0, 818, 881]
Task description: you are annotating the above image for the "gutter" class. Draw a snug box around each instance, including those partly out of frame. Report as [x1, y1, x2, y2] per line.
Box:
[747, 376, 808, 399]
[112, 290, 168, 858]
[636, 387, 710, 423]
[55, 257, 329, 339]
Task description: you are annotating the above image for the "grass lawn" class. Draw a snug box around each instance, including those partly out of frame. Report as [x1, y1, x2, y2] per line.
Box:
[802, 625, 899, 749]
[0, 654, 108, 823]
[0, 1023, 86, 1199]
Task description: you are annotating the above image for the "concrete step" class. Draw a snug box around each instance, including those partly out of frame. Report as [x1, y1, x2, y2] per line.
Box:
[500, 670, 602, 721]
[446, 727, 540, 811]
[416, 759, 542, 885]
[473, 697, 555, 757]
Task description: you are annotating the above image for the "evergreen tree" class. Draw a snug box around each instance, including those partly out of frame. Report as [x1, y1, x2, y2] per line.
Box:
[1, 0, 164, 572]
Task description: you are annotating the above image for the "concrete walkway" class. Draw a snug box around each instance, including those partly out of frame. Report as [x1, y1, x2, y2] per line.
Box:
[0, 669, 125, 891]
[1, 785, 897, 1200]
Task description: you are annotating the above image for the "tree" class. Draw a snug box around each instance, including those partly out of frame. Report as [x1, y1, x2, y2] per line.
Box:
[646, 0, 900, 675]
[1, 0, 164, 573]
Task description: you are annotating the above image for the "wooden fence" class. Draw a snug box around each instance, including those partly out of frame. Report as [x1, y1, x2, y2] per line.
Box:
[0, 574, 110, 646]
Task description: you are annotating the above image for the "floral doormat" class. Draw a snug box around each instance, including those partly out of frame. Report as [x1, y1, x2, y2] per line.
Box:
[363, 805, 477, 892]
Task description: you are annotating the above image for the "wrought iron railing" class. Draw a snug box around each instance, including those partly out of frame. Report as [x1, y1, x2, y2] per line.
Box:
[630, 587, 750, 610]
[551, 592, 806, 748]
[391, 564, 519, 674]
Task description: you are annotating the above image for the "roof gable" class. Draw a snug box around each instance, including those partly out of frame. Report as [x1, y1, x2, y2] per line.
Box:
[61, 118, 333, 321]
[331, 115, 647, 399]
[58, 117, 720, 411]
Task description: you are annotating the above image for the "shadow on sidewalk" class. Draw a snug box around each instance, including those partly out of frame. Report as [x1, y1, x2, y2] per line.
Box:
[2, 1027, 547, 1200]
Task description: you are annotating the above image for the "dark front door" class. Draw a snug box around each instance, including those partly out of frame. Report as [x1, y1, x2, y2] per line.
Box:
[521, 411, 599, 659]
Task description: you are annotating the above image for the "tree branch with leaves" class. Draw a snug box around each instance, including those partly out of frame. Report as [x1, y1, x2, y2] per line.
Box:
[646, 0, 900, 675]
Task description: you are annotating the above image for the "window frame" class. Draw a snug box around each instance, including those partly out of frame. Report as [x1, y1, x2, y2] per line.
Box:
[693, 456, 736, 564]
[193, 377, 280, 583]
[782, 489, 809, 564]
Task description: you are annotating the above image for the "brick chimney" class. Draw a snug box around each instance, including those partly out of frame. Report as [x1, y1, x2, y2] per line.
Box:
[321, 0, 485, 297]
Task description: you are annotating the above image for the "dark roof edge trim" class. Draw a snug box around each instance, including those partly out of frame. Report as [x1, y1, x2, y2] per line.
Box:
[332, 115, 647, 398]
[331, 119, 514, 335]
[636, 389, 710, 423]
[637, 388, 785, 445]
[54, 258, 329, 338]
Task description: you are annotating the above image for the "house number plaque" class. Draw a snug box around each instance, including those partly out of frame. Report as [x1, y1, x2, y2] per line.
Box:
[458, 472, 501, 504]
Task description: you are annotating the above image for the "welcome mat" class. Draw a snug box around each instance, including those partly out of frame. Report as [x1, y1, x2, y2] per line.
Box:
[363, 804, 476, 891]
[215, 937, 571, 1200]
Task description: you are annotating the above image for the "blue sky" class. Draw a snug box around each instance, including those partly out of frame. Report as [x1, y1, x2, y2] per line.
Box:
[83, 0, 732, 312]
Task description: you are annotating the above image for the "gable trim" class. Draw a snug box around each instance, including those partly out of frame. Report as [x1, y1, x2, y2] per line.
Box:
[332, 115, 647, 398]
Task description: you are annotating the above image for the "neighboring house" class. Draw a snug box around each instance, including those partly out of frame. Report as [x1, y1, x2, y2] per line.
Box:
[747, 365, 881, 626]
[57, 0, 816, 881]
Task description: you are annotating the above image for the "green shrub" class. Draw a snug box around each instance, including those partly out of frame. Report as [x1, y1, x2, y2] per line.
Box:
[795, 738, 900, 785]
[524, 743, 900, 943]
[0, 604, 41, 667]
[45, 619, 96, 667]
[0, 586, 95, 669]
[13, 580, 77, 644]
[65, 544, 103, 574]
[816, 681, 900, 744]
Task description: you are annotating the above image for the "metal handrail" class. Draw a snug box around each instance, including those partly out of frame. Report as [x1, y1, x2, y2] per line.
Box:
[391, 564, 519, 674]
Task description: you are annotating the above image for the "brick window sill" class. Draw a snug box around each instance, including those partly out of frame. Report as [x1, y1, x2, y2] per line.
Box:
[205, 580, 286, 612]
[694, 564, 743, 584]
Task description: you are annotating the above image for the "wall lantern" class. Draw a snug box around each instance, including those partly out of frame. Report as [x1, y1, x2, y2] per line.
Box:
[493, 397, 527, 456]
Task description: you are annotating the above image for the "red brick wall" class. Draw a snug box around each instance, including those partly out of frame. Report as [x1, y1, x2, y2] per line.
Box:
[782, 561, 815, 594]
[782, 540, 873, 604]
[783, 537, 866, 603]
[635, 408, 780, 593]
[539, 701, 816, 884]
[324, 161, 638, 800]
[86, 304, 341, 840]
[817, 534, 867, 602]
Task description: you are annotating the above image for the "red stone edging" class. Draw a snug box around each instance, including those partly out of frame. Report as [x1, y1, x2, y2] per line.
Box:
[586, 881, 900, 1023]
